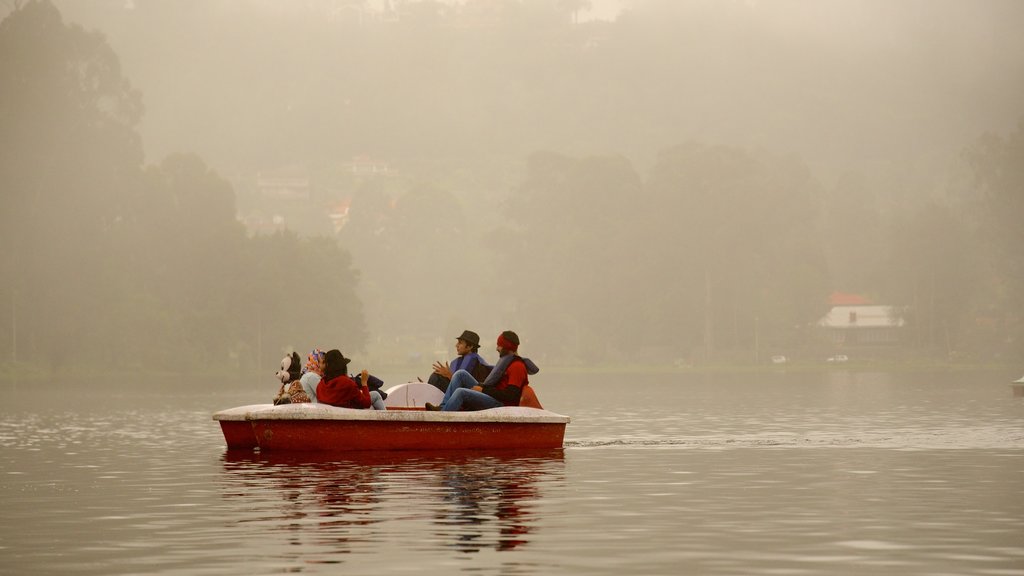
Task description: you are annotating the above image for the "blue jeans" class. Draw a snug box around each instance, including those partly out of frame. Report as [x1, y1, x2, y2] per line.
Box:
[369, 390, 386, 410]
[441, 370, 503, 412]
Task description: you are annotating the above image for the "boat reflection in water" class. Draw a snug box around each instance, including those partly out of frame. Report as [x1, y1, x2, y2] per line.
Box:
[219, 448, 566, 557]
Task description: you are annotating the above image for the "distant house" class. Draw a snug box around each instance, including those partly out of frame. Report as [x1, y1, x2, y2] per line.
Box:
[345, 155, 390, 176]
[328, 199, 351, 233]
[828, 291, 871, 307]
[238, 212, 286, 235]
[817, 292, 905, 345]
[256, 168, 310, 200]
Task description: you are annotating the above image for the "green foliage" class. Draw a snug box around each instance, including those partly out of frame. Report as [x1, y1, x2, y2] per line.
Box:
[0, 1, 367, 375]
[968, 121, 1024, 281]
[338, 178, 484, 348]
[243, 232, 367, 360]
[4, 0, 1019, 371]
[643, 144, 830, 358]
[491, 146, 831, 363]
[878, 203, 980, 356]
[0, 0, 144, 368]
[498, 152, 644, 361]
[963, 121, 1024, 359]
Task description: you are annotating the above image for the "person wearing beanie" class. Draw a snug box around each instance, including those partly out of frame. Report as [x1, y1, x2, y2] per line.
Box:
[426, 329, 493, 392]
[425, 330, 539, 412]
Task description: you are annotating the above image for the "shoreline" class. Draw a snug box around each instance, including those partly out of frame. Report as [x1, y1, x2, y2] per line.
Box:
[1, 360, 1018, 383]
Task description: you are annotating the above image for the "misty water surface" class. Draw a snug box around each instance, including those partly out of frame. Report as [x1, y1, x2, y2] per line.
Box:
[1, 370, 1022, 575]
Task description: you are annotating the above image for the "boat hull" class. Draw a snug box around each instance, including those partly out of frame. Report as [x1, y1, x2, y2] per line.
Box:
[214, 404, 569, 452]
[249, 419, 566, 451]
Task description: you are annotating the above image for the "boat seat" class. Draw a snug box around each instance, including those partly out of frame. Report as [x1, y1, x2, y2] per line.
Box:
[519, 384, 543, 409]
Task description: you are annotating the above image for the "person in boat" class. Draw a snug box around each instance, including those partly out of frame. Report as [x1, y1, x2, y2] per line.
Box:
[297, 348, 327, 402]
[427, 329, 492, 392]
[316, 349, 387, 410]
[425, 331, 539, 412]
[296, 348, 387, 405]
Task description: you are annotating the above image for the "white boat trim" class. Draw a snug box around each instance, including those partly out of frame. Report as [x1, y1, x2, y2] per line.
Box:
[213, 403, 570, 425]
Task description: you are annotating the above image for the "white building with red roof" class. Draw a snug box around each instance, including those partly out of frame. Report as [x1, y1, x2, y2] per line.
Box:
[817, 292, 905, 345]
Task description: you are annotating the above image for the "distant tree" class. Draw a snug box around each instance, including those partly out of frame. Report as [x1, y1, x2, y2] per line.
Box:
[339, 179, 480, 347]
[0, 0, 143, 367]
[556, 0, 593, 24]
[964, 120, 1024, 359]
[821, 171, 887, 295]
[240, 232, 367, 363]
[0, 2, 369, 375]
[498, 152, 644, 361]
[144, 155, 247, 363]
[877, 202, 980, 358]
[493, 146, 830, 364]
[644, 144, 829, 361]
[968, 121, 1024, 281]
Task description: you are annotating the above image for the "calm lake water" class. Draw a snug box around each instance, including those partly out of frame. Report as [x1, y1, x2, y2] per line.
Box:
[2, 370, 1023, 575]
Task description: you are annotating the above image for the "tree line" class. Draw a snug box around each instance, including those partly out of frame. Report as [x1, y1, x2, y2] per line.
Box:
[1, 1, 1020, 376]
[0, 1, 366, 374]
[335, 136, 1022, 365]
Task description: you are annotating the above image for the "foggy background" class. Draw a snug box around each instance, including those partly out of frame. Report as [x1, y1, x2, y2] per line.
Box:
[1, 0, 1022, 377]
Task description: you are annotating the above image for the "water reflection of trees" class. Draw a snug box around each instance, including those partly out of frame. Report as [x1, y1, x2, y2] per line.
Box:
[220, 449, 565, 557]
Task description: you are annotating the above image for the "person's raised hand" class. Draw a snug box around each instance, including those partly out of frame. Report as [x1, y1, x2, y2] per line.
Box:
[432, 361, 452, 379]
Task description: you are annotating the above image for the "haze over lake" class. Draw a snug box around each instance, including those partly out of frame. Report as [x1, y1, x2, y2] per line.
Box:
[2, 3, 1023, 572]
[1, 0, 1022, 374]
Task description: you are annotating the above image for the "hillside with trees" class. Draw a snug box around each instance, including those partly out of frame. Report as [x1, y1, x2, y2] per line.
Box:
[0, 1, 366, 375]
[2, 0, 1021, 377]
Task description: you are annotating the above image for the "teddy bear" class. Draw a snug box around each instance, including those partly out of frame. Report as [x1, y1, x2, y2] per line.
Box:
[272, 351, 310, 405]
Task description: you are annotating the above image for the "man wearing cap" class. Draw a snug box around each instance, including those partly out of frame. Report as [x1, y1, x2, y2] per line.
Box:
[427, 329, 492, 392]
[425, 330, 539, 412]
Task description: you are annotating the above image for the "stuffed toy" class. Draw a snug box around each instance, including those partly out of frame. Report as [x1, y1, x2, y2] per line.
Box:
[273, 352, 309, 405]
[276, 351, 302, 384]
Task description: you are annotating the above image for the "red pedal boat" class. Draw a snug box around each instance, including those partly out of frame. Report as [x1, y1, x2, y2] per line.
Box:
[213, 382, 569, 452]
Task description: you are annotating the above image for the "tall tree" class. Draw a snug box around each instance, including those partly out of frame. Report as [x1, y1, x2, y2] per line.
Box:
[644, 144, 829, 360]
[0, 0, 143, 367]
[877, 202, 980, 358]
[498, 152, 645, 361]
[0, 1, 370, 374]
[965, 120, 1024, 359]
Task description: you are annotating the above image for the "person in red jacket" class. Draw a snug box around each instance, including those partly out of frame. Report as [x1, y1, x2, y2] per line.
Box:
[316, 349, 384, 410]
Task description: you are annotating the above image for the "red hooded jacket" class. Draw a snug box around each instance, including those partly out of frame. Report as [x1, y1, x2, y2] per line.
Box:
[316, 375, 371, 409]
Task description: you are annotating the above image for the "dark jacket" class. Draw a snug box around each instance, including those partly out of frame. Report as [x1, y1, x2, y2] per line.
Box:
[481, 355, 531, 406]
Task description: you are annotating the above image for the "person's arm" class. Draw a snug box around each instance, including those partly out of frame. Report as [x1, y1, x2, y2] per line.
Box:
[354, 370, 372, 408]
[432, 360, 453, 380]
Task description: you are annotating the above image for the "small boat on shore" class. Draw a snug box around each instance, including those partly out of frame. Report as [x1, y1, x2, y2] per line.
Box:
[1012, 375, 1024, 397]
[213, 382, 570, 452]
